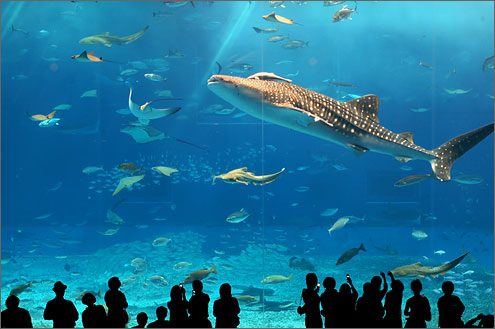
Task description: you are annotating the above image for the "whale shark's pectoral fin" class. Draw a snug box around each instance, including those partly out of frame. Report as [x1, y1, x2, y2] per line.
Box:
[395, 156, 413, 163]
[347, 143, 369, 155]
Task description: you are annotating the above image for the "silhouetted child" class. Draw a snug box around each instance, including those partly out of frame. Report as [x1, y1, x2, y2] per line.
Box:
[81, 292, 107, 328]
[335, 275, 358, 328]
[383, 271, 404, 328]
[43, 281, 79, 328]
[105, 277, 129, 328]
[320, 277, 339, 328]
[465, 314, 494, 328]
[369, 272, 388, 327]
[147, 306, 170, 328]
[132, 312, 148, 328]
[404, 279, 431, 328]
[356, 282, 373, 327]
[371, 272, 388, 302]
[1, 295, 33, 328]
[188, 280, 212, 328]
[168, 284, 189, 328]
[297, 273, 323, 328]
[213, 283, 240, 328]
[437, 281, 465, 328]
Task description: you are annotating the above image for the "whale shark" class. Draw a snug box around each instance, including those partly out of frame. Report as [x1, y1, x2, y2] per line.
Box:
[128, 89, 181, 125]
[207, 73, 493, 182]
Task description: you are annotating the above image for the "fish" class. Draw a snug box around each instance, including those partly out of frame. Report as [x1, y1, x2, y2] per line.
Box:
[120, 125, 166, 144]
[444, 88, 472, 95]
[226, 208, 250, 223]
[262, 12, 301, 25]
[289, 256, 315, 271]
[410, 107, 430, 113]
[118, 163, 142, 174]
[147, 275, 169, 286]
[324, 1, 345, 5]
[112, 175, 145, 196]
[9, 282, 33, 296]
[394, 173, 435, 187]
[419, 60, 433, 70]
[152, 237, 172, 246]
[11, 24, 29, 35]
[48, 181, 63, 191]
[336, 243, 366, 265]
[412, 229, 428, 240]
[434, 250, 446, 255]
[81, 89, 97, 98]
[252, 26, 280, 33]
[276, 60, 293, 65]
[207, 73, 493, 182]
[320, 208, 338, 217]
[247, 72, 292, 83]
[328, 216, 364, 236]
[73, 290, 101, 300]
[183, 264, 217, 284]
[53, 104, 72, 111]
[27, 110, 56, 121]
[212, 167, 285, 185]
[452, 173, 483, 184]
[223, 62, 252, 74]
[144, 73, 166, 82]
[71, 50, 103, 63]
[164, 49, 185, 58]
[269, 1, 285, 8]
[163, 1, 194, 8]
[120, 68, 138, 76]
[128, 89, 181, 125]
[267, 34, 290, 42]
[482, 55, 494, 71]
[152, 166, 179, 176]
[97, 225, 120, 235]
[82, 166, 103, 174]
[282, 40, 309, 49]
[106, 207, 125, 225]
[11, 74, 28, 80]
[79, 26, 149, 47]
[39, 118, 61, 127]
[390, 252, 470, 278]
[174, 262, 193, 270]
[237, 295, 259, 304]
[261, 274, 293, 284]
[294, 186, 309, 192]
[328, 81, 358, 87]
[332, 4, 357, 22]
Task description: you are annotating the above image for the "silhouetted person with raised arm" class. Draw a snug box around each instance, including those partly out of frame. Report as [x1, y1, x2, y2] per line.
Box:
[132, 312, 148, 328]
[297, 273, 322, 328]
[213, 283, 240, 328]
[1, 295, 33, 328]
[371, 272, 388, 302]
[168, 284, 189, 328]
[82, 292, 107, 328]
[465, 314, 494, 328]
[188, 280, 212, 328]
[43, 281, 79, 328]
[404, 279, 431, 328]
[105, 277, 129, 328]
[438, 281, 465, 328]
[320, 277, 339, 328]
[147, 306, 170, 328]
[383, 271, 404, 328]
[334, 274, 358, 328]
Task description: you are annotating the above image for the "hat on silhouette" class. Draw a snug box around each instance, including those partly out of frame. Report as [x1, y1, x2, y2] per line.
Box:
[53, 281, 67, 292]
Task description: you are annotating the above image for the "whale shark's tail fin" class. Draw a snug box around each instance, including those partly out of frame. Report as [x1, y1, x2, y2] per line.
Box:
[431, 123, 493, 181]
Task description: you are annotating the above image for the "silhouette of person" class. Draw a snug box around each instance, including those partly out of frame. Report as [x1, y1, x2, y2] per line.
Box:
[43, 281, 79, 328]
[147, 306, 170, 328]
[188, 280, 212, 328]
[105, 277, 129, 328]
[1, 295, 33, 328]
[383, 271, 404, 328]
[371, 272, 388, 302]
[213, 283, 240, 328]
[167, 284, 189, 328]
[335, 275, 358, 328]
[320, 277, 339, 328]
[437, 281, 465, 328]
[404, 279, 431, 328]
[297, 273, 323, 328]
[465, 314, 494, 328]
[356, 282, 373, 327]
[132, 312, 148, 328]
[81, 292, 107, 328]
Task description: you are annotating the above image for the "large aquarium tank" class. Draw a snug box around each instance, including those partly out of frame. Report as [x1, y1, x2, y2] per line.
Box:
[1, 1, 494, 328]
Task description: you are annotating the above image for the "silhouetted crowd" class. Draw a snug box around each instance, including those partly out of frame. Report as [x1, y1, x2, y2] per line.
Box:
[1, 273, 493, 328]
[297, 271, 494, 328]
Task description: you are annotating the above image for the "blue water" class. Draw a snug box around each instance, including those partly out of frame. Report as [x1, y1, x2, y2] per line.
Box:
[1, 1, 494, 327]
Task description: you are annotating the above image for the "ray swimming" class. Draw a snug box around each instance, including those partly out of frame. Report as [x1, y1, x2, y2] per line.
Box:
[207, 73, 493, 181]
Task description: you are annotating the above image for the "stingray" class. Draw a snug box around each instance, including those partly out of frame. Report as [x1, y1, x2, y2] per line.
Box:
[27, 110, 56, 121]
[112, 175, 145, 197]
[152, 166, 179, 176]
[128, 89, 181, 125]
[71, 50, 122, 64]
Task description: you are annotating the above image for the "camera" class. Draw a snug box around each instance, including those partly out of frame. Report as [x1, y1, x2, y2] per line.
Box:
[179, 283, 183, 288]
[346, 274, 350, 282]
[317, 282, 320, 288]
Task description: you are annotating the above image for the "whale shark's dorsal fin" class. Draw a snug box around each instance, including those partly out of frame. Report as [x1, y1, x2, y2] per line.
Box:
[247, 72, 292, 83]
[345, 94, 380, 123]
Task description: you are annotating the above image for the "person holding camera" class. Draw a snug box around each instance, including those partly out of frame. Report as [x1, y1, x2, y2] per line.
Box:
[168, 284, 189, 328]
[335, 274, 358, 328]
[297, 273, 323, 328]
[188, 280, 212, 328]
